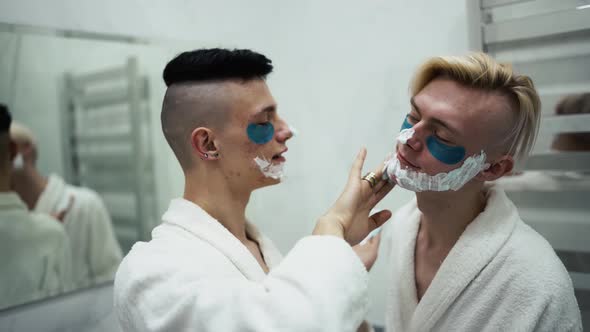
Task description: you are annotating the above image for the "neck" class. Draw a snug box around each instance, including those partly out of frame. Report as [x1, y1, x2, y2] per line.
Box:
[415, 181, 487, 249]
[11, 166, 47, 210]
[0, 170, 10, 192]
[183, 169, 252, 242]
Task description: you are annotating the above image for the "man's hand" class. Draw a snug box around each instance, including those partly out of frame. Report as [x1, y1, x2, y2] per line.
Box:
[352, 233, 382, 272]
[50, 196, 74, 223]
[313, 148, 395, 243]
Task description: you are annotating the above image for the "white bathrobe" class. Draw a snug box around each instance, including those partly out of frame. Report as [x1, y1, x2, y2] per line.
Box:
[114, 198, 369, 332]
[494, 170, 590, 191]
[382, 184, 582, 332]
[0, 192, 72, 310]
[34, 174, 122, 289]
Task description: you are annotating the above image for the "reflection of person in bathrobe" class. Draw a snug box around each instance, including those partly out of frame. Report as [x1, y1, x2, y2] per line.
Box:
[0, 104, 72, 310]
[10, 122, 122, 290]
[381, 53, 582, 331]
[114, 49, 395, 332]
[497, 93, 590, 191]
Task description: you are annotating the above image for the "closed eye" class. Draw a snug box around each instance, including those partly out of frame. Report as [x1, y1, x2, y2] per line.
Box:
[434, 134, 454, 145]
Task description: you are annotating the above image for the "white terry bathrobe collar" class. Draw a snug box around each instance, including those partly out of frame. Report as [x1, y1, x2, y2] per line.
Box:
[161, 198, 283, 281]
[34, 174, 69, 214]
[389, 186, 517, 331]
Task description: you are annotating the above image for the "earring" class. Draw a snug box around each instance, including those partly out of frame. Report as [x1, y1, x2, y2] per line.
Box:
[212, 153, 219, 158]
[203, 153, 209, 159]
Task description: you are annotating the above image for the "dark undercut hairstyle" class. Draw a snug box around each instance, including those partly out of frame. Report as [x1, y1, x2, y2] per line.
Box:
[0, 104, 11, 134]
[163, 48, 273, 87]
[0, 104, 12, 168]
[161, 48, 273, 170]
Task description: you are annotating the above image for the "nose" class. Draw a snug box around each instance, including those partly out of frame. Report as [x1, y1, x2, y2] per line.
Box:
[275, 118, 293, 143]
[404, 123, 425, 151]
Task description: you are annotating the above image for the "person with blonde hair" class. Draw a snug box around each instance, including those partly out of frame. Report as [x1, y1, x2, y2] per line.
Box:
[380, 53, 581, 331]
[0, 104, 71, 309]
[10, 121, 122, 290]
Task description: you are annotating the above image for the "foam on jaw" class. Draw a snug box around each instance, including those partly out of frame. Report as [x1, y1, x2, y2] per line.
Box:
[254, 157, 285, 180]
[384, 128, 490, 192]
[385, 151, 488, 192]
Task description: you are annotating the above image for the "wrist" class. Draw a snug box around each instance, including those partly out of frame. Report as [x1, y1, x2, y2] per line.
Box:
[313, 216, 345, 238]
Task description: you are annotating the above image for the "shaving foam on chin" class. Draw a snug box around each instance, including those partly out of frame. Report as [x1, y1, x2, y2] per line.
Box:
[385, 151, 488, 192]
[383, 128, 490, 192]
[254, 157, 285, 180]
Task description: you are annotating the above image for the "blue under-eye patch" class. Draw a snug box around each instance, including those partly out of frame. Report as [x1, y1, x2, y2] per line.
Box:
[426, 136, 465, 165]
[247, 122, 275, 144]
[401, 116, 413, 131]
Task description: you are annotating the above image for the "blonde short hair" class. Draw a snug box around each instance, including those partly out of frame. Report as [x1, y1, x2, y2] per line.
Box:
[10, 121, 38, 162]
[10, 122, 36, 146]
[410, 52, 541, 164]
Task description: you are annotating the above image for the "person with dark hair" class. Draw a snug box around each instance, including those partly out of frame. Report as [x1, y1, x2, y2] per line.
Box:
[0, 104, 72, 310]
[114, 49, 394, 332]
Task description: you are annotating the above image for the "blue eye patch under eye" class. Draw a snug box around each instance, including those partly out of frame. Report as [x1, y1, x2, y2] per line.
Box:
[426, 136, 466, 165]
[247, 122, 275, 144]
[401, 116, 413, 130]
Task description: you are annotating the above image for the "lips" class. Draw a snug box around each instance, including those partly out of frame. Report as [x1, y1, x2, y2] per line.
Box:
[271, 148, 288, 162]
[397, 152, 419, 169]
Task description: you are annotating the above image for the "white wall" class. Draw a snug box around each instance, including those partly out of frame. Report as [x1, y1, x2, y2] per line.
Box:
[251, 1, 471, 324]
[0, 0, 470, 326]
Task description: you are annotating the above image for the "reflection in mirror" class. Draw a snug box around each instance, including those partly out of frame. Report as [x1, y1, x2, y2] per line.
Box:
[0, 26, 175, 310]
[482, 1, 590, 323]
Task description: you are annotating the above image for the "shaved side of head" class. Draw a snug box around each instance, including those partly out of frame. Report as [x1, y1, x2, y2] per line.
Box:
[161, 82, 233, 170]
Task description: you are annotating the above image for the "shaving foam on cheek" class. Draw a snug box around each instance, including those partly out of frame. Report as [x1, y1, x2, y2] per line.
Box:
[12, 153, 24, 169]
[385, 151, 488, 192]
[383, 129, 490, 192]
[254, 157, 285, 180]
[380, 128, 415, 182]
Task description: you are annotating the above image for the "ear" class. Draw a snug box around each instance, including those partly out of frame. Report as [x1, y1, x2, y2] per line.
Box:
[475, 154, 514, 182]
[190, 127, 220, 160]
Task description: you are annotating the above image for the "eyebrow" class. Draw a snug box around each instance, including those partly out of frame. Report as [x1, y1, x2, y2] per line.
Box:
[249, 105, 277, 120]
[410, 97, 461, 137]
